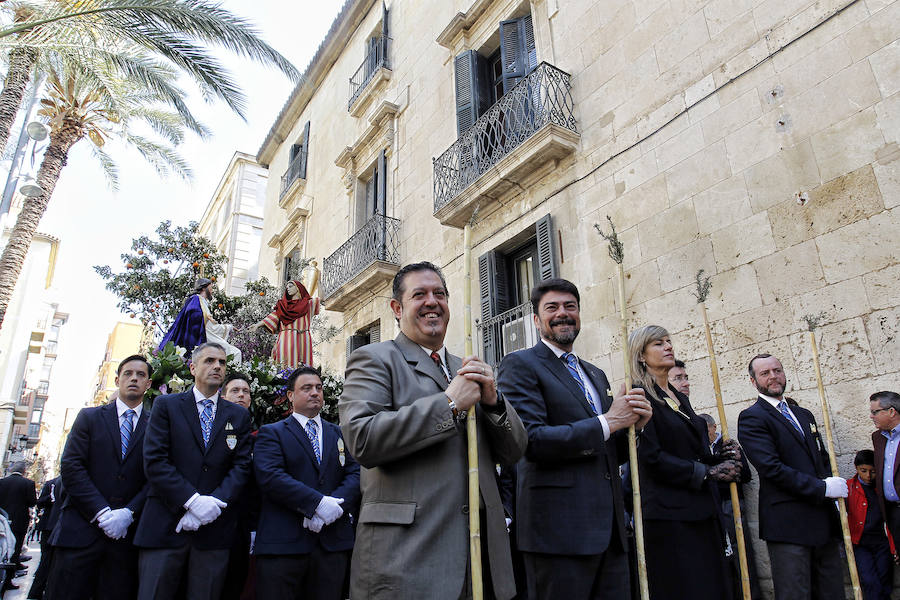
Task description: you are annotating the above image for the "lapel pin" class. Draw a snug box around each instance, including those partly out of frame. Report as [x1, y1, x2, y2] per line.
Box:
[337, 438, 346, 466]
[225, 421, 237, 450]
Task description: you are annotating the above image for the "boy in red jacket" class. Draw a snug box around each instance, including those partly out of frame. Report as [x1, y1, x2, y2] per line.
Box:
[848, 449, 897, 600]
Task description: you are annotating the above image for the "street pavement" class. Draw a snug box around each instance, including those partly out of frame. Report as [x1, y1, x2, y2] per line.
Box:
[3, 538, 40, 599]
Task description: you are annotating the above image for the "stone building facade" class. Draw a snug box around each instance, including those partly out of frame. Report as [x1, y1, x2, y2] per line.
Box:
[256, 0, 899, 592]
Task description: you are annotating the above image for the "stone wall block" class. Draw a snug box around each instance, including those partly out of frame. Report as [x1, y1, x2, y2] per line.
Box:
[718, 335, 795, 405]
[655, 9, 711, 73]
[657, 237, 717, 293]
[869, 39, 900, 98]
[722, 301, 794, 351]
[815, 207, 900, 283]
[705, 264, 764, 321]
[787, 318, 876, 389]
[863, 263, 900, 310]
[788, 277, 871, 329]
[745, 140, 821, 212]
[665, 140, 733, 204]
[845, 1, 900, 61]
[636, 199, 700, 260]
[700, 88, 763, 144]
[693, 174, 754, 235]
[704, 0, 754, 38]
[811, 108, 886, 183]
[711, 211, 776, 270]
[864, 306, 900, 374]
[768, 164, 885, 250]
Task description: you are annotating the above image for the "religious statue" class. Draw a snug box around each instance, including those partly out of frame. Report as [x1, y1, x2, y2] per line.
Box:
[252, 280, 321, 368]
[158, 278, 242, 362]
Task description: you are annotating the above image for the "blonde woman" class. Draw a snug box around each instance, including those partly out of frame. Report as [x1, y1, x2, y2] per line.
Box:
[628, 325, 739, 599]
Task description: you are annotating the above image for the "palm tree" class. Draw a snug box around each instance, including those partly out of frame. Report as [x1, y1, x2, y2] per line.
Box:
[0, 0, 299, 152]
[0, 55, 206, 327]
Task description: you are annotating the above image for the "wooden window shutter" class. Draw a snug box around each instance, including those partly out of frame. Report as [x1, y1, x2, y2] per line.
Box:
[299, 121, 310, 179]
[499, 15, 537, 95]
[346, 334, 369, 361]
[535, 214, 558, 281]
[381, 1, 389, 38]
[454, 50, 490, 137]
[478, 250, 511, 366]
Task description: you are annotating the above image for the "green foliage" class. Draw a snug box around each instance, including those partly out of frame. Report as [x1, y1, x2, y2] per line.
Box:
[94, 220, 232, 336]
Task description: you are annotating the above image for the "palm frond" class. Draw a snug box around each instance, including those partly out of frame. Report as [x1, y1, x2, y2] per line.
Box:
[90, 142, 120, 190]
[123, 132, 191, 180]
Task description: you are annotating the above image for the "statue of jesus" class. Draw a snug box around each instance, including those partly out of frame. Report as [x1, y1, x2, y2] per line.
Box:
[158, 278, 242, 362]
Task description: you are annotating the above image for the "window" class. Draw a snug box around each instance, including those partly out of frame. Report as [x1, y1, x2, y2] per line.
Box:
[283, 249, 303, 286]
[479, 214, 558, 366]
[355, 149, 387, 231]
[454, 14, 536, 137]
[346, 320, 381, 360]
[281, 121, 310, 197]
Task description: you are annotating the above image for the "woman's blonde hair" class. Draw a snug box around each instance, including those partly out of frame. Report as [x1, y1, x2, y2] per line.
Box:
[627, 325, 670, 402]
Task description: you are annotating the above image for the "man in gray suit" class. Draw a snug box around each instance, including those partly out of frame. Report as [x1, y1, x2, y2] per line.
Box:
[340, 261, 527, 600]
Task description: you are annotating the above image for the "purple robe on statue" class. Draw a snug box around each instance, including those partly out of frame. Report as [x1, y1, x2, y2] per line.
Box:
[158, 295, 206, 357]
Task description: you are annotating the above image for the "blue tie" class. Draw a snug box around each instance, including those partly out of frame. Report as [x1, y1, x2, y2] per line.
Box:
[562, 353, 597, 414]
[200, 399, 214, 447]
[779, 401, 803, 435]
[120, 409, 135, 459]
[306, 420, 321, 464]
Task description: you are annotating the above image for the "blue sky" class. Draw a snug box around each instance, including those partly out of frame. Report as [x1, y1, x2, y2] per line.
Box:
[35, 0, 345, 434]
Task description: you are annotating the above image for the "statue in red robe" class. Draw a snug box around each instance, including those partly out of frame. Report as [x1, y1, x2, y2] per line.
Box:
[252, 280, 320, 368]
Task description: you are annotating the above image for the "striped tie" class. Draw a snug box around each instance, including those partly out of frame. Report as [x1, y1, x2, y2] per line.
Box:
[779, 401, 803, 435]
[306, 420, 321, 463]
[562, 353, 597, 414]
[200, 399, 214, 447]
[430, 351, 450, 384]
[120, 409, 135, 459]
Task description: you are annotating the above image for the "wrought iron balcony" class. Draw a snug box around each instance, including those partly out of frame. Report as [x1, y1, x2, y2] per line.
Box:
[280, 149, 308, 199]
[433, 62, 579, 228]
[477, 301, 538, 369]
[322, 214, 401, 312]
[349, 36, 391, 114]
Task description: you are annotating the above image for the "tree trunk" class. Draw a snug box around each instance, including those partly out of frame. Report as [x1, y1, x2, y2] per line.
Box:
[0, 46, 39, 153]
[0, 126, 80, 330]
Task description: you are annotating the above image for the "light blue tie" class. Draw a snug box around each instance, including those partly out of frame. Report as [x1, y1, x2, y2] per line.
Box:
[200, 399, 214, 447]
[562, 353, 597, 414]
[120, 409, 135, 459]
[778, 401, 803, 435]
[306, 420, 321, 464]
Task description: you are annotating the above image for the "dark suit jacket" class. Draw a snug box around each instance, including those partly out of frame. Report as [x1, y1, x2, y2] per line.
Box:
[35, 476, 59, 531]
[51, 402, 149, 548]
[498, 341, 627, 556]
[738, 397, 836, 546]
[254, 415, 360, 555]
[872, 429, 899, 512]
[637, 384, 718, 522]
[0, 473, 36, 533]
[134, 389, 252, 550]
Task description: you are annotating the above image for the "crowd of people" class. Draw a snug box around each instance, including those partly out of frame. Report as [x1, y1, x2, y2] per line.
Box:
[0, 261, 895, 600]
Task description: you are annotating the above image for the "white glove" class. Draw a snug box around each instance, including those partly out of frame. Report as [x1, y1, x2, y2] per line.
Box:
[187, 495, 227, 525]
[98, 508, 133, 540]
[303, 515, 325, 533]
[824, 476, 848, 498]
[175, 511, 202, 533]
[314, 496, 344, 525]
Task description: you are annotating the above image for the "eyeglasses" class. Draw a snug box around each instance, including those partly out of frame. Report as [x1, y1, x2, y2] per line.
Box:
[871, 407, 893, 416]
[670, 375, 689, 382]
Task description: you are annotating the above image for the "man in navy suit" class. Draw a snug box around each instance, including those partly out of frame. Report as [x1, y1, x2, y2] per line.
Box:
[46, 354, 153, 600]
[134, 342, 252, 600]
[254, 366, 360, 599]
[497, 278, 652, 599]
[738, 353, 847, 600]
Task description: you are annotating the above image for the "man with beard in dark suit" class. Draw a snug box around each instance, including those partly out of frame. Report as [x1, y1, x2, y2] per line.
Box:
[46, 354, 153, 600]
[497, 278, 652, 599]
[738, 353, 846, 600]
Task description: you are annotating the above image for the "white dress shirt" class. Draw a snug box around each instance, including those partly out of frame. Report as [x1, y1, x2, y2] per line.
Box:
[115, 398, 143, 429]
[293, 412, 324, 458]
[541, 339, 610, 440]
[420, 345, 451, 381]
[192, 387, 220, 418]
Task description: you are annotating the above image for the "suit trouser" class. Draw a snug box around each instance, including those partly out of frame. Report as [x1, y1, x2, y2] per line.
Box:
[137, 545, 229, 600]
[854, 541, 893, 600]
[26, 530, 53, 599]
[522, 544, 629, 600]
[255, 547, 348, 600]
[46, 537, 138, 600]
[766, 539, 843, 600]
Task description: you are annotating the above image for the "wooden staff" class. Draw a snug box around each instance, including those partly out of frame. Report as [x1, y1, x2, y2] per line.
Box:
[595, 217, 648, 600]
[692, 270, 751, 600]
[802, 314, 862, 600]
[464, 212, 483, 599]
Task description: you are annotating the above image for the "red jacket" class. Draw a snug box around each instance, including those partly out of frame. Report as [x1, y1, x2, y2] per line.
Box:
[847, 475, 897, 553]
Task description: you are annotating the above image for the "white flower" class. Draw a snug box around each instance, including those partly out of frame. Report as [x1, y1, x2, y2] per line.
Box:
[175, 346, 187, 358]
[169, 375, 186, 393]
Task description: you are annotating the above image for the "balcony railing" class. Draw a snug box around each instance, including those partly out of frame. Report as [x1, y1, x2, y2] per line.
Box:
[322, 214, 401, 300]
[27, 423, 40, 439]
[349, 36, 390, 110]
[433, 62, 577, 214]
[280, 149, 308, 198]
[477, 301, 538, 369]
[36, 381, 49, 396]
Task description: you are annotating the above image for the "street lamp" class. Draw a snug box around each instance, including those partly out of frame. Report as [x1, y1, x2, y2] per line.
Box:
[0, 119, 48, 215]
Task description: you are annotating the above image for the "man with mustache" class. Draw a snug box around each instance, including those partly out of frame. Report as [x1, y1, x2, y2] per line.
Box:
[496, 278, 652, 599]
[738, 354, 846, 600]
[339, 261, 527, 599]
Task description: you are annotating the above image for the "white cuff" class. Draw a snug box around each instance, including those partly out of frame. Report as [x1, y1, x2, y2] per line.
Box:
[183, 492, 200, 510]
[598, 415, 610, 441]
[93, 506, 111, 523]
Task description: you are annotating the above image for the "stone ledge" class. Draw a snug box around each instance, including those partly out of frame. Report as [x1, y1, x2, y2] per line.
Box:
[434, 123, 580, 228]
[349, 67, 392, 118]
[323, 260, 400, 312]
